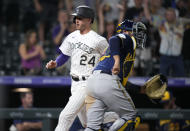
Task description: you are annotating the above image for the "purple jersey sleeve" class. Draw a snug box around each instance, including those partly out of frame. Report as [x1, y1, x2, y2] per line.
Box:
[55, 53, 70, 67]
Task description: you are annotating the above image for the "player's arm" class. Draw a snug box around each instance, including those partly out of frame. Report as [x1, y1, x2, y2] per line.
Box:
[109, 36, 121, 75]
[46, 34, 72, 69]
[112, 55, 120, 75]
[125, 81, 145, 94]
[46, 53, 69, 69]
[15, 121, 42, 131]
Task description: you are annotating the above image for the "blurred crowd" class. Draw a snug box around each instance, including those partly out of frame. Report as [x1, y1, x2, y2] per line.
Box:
[0, 0, 190, 77]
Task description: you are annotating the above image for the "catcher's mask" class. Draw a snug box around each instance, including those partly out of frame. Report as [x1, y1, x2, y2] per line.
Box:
[132, 22, 147, 49]
[71, 5, 95, 24]
[116, 19, 147, 49]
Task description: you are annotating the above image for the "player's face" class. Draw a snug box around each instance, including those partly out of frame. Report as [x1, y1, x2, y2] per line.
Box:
[75, 17, 91, 31]
[23, 93, 33, 108]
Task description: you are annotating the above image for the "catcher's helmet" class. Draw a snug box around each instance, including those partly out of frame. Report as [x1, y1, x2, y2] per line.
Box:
[116, 19, 147, 48]
[116, 19, 134, 32]
[72, 5, 95, 24]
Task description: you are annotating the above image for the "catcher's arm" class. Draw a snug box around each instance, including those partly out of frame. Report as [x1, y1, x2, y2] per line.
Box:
[125, 81, 145, 94]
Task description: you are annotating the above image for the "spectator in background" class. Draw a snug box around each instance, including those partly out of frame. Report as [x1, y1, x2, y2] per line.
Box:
[98, 0, 126, 34]
[13, 91, 42, 131]
[176, 0, 188, 17]
[33, 0, 61, 44]
[101, 20, 116, 40]
[4, 1, 20, 32]
[157, 91, 190, 131]
[182, 23, 190, 77]
[144, 0, 166, 28]
[19, 0, 38, 33]
[52, 10, 71, 76]
[19, 30, 46, 75]
[52, 10, 70, 55]
[158, 8, 190, 77]
[182, 0, 190, 77]
[124, 0, 144, 21]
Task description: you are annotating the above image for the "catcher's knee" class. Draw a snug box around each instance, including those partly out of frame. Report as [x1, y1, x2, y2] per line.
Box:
[109, 116, 141, 131]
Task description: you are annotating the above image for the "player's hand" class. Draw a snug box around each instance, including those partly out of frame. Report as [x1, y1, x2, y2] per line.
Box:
[112, 64, 120, 75]
[46, 60, 57, 69]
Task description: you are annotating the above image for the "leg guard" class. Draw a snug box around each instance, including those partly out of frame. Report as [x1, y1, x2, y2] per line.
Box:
[108, 116, 141, 131]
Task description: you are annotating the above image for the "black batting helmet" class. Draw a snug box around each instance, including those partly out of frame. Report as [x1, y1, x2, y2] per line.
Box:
[71, 5, 95, 24]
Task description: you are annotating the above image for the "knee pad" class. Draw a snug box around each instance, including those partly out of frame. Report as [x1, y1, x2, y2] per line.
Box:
[134, 115, 141, 129]
[117, 116, 141, 131]
[117, 119, 135, 131]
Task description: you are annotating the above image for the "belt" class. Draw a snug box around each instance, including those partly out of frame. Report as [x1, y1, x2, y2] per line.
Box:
[71, 75, 87, 81]
[100, 70, 112, 75]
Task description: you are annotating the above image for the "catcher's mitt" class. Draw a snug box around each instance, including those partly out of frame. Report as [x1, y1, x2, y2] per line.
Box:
[144, 74, 167, 99]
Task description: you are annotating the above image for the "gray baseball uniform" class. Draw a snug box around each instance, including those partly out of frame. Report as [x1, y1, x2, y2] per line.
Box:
[85, 33, 138, 131]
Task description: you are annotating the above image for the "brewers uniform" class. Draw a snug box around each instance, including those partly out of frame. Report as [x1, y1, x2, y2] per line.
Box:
[55, 29, 109, 131]
[85, 20, 147, 131]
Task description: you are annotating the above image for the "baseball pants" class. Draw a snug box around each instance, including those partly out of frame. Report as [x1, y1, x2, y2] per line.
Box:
[85, 70, 136, 131]
[55, 80, 87, 131]
[55, 79, 119, 131]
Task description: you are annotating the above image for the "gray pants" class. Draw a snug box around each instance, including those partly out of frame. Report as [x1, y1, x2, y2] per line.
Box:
[85, 70, 136, 131]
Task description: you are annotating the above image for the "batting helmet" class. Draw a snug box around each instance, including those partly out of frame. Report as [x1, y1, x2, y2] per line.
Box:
[71, 5, 95, 24]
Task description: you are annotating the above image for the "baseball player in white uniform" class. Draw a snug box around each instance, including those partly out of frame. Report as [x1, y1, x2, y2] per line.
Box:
[46, 5, 118, 131]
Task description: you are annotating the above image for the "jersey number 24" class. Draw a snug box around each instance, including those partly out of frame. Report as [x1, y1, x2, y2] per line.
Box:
[80, 55, 95, 67]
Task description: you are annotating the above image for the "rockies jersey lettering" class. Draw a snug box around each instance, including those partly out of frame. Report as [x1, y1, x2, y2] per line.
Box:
[59, 30, 108, 76]
[70, 42, 94, 54]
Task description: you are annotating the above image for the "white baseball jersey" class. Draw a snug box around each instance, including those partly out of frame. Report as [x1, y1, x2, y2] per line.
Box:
[55, 30, 109, 131]
[59, 30, 108, 76]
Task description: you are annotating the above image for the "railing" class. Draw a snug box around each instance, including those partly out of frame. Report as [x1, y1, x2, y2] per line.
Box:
[0, 108, 190, 131]
[0, 76, 190, 87]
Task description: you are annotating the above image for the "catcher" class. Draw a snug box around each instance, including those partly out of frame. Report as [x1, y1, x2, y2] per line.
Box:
[84, 19, 167, 131]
